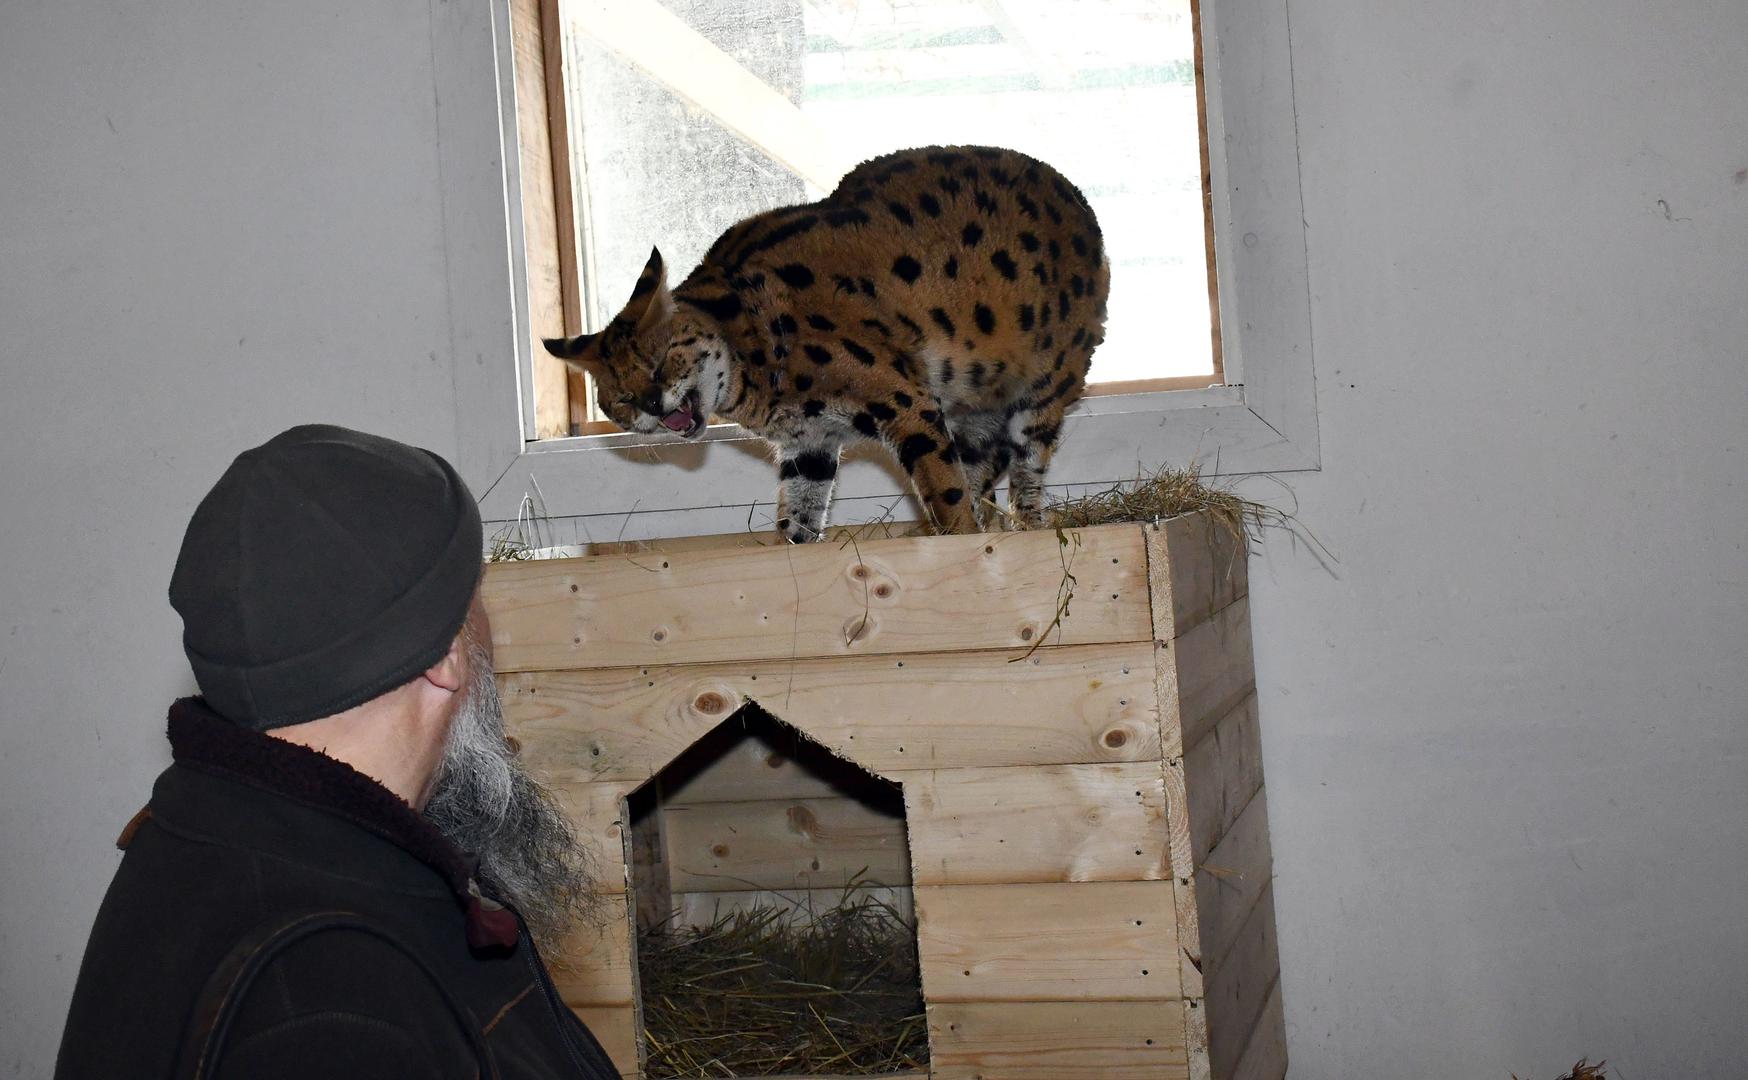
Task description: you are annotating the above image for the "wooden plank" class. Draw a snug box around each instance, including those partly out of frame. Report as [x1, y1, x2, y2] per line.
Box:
[481, 525, 1152, 672]
[1183, 691, 1264, 867]
[549, 899, 636, 1007]
[1154, 513, 1248, 636]
[550, 779, 636, 895]
[655, 716, 906, 805]
[501, 640, 1160, 784]
[565, 0, 853, 191]
[508, 0, 572, 439]
[662, 795, 910, 893]
[915, 882, 1181, 1003]
[1205, 886, 1280, 1080]
[1230, 975, 1288, 1080]
[571, 1005, 640, 1076]
[1194, 787, 1273, 982]
[672, 885, 913, 928]
[1169, 596, 1255, 752]
[928, 1000, 1189, 1079]
[903, 762, 1170, 886]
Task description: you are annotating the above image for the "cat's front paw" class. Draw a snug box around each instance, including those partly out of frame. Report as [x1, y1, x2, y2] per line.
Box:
[777, 516, 823, 544]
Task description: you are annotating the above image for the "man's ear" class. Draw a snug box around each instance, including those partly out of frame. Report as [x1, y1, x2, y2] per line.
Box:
[423, 633, 468, 694]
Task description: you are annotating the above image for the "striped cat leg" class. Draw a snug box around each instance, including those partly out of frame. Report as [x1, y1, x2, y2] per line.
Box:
[1005, 408, 1066, 527]
[775, 443, 841, 543]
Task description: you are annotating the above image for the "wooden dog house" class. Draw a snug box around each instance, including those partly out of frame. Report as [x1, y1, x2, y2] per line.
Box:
[481, 513, 1287, 1080]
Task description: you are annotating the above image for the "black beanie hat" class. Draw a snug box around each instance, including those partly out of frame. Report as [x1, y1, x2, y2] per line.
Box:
[169, 424, 484, 730]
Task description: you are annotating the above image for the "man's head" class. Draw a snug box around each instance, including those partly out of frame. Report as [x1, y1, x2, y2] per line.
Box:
[169, 424, 594, 941]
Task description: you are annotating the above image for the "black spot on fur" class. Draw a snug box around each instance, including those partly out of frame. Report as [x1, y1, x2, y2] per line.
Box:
[974, 191, 998, 215]
[1019, 232, 1041, 253]
[929, 308, 956, 336]
[852, 411, 878, 437]
[1071, 274, 1086, 298]
[746, 348, 768, 367]
[937, 175, 962, 197]
[833, 275, 857, 295]
[959, 443, 986, 466]
[826, 207, 872, 227]
[779, 459, 800, 480]
[1031, 262, 1049, 285]
[794, 373, 814, 391]
[943, 256, 958, 279]
[969, 361, 986, 387]
[841, 338, 877, 365]
[793, 450, 838, 481]
[989, 167, 1015, 187]
[917, 192, 942, 218]
[858, 277, 877, 297]
[942, 487, 965, 505]
[770, 314, 798, 337]
[973, 148, 1002, 160]
[803, 344, 833, 365]
[774, 264, 816, 289]
[1058, 291, 1071, 319]
[892, 390, 913, 407]
[682, 293, 743, 322]
[802, 399, 825, 417]
[891, 255, 923, 284]
[861, 318, 891, 337]
[867, 401, 897, 422]
[991, 250, 1019, 280]
[1071, 234, 1089, 257]
[1071, 328, 1087, 345]
[729, 214, 817, 271]
[939, 360, 954, 383]
[1018, 304, 1036, 331]
[1015, 193, 1040, 220]
[887, 201, 914, 227]
[898, 433, 939, 471]
[896, 313, 924, 337]
[1044, 201, 1064, 224]
[961, 222, 983, 247]
[973, 304, 996, 335]
[806, 314, 836, 332]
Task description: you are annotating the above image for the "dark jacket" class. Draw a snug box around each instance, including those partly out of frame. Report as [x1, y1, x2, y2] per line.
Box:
[54, 698, 620, 1079]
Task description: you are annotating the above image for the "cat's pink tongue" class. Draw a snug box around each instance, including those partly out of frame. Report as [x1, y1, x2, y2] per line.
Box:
[661, 405, 695, 432]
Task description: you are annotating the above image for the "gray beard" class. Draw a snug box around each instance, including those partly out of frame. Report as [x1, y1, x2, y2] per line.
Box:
[423, 637, 597, 945]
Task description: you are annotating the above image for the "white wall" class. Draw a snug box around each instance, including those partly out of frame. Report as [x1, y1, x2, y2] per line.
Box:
[2, 2, 1744, 1078]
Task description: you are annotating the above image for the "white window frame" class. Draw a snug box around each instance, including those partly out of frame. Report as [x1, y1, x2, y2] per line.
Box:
[442, 0, 1316, 544]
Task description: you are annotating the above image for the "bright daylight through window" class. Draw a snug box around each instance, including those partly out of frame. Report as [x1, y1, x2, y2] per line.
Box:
[542, 0, 1218, 434]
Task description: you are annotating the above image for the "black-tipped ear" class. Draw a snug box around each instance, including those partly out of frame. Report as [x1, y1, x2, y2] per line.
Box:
[625, 246, 674, 334]
[543, 332, 598, 358]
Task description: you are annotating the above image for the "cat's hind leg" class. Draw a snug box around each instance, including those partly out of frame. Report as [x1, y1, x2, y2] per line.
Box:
[1004, 406, 1067, 527]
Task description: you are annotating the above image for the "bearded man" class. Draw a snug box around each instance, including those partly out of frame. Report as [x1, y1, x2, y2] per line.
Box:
[54, 424, 617, 1078]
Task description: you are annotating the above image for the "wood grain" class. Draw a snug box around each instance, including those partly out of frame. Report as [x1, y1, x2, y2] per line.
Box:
[481, 526, 1151, 671]
[507, 0, 571, 439]
[662, 795, 910, 893]
[1194, 787, 1273, 984]
[1183, 691, 1264, 867]
[903, 762, 1170, 886]
[1149, 513, 1248, 638]
[550, 779, 635, 895]
[549, 898, 635, 1007]
[927, 1000, 1189, 1079]
[1205, 885, 1280, 1080]
[1230, 974, 1288, 1080]
[915, 881, 1181, 1003]
[501, 641, 1160, 784]
[1168, 596, 1256, 752]
[571, 1005, 639, 1076]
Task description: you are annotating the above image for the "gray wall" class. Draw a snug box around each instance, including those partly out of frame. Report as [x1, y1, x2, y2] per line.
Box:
[2, 2, 1744, 1079]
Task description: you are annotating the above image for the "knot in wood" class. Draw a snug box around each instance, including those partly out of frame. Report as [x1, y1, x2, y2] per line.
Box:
[1102, 728, 1128, 749]
[786, 804, 819, 839]
[693, 691, 728, 714]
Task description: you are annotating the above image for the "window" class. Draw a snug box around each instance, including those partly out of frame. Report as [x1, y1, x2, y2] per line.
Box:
[464, 0, 1316, 541]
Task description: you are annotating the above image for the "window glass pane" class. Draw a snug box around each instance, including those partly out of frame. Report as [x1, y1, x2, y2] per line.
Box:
[568, 0, 1211, 403]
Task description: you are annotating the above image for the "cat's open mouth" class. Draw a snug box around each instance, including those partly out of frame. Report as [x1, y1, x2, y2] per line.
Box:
[659, 393, 705, 438]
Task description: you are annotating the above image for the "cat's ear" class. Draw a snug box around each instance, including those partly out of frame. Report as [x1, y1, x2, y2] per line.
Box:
[626, 246, 674, 335]
[542, 332, 600, 364]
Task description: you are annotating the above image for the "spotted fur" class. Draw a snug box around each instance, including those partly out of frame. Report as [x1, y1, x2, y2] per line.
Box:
[544, 145, 1109, 542]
